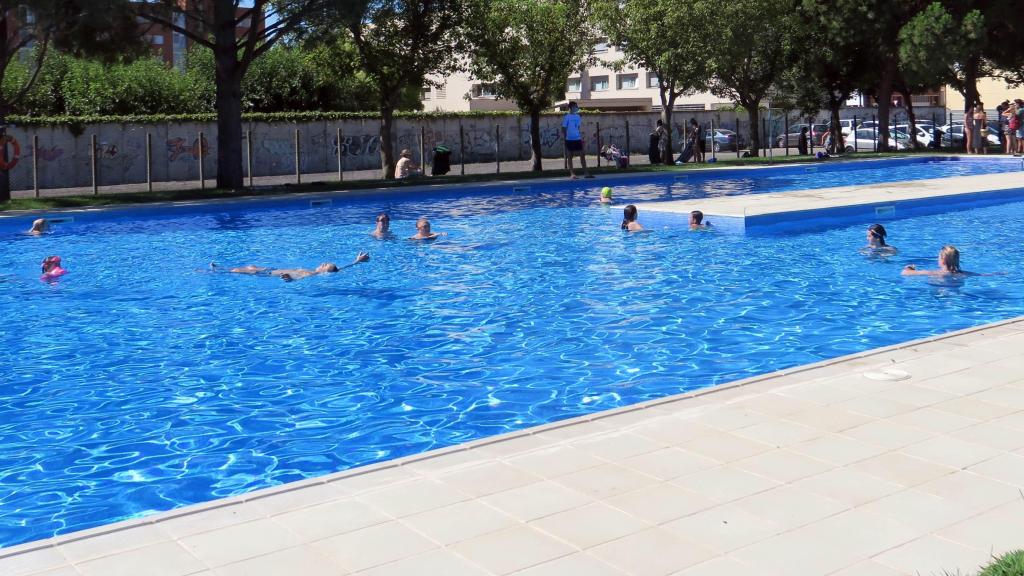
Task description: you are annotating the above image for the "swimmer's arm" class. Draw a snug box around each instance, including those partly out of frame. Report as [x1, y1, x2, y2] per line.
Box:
[901, 265, 933, 276]
[338, 252, 370, 269]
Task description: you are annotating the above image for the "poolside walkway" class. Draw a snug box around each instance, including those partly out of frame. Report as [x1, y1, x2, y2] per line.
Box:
[4, 316, 1024, 576]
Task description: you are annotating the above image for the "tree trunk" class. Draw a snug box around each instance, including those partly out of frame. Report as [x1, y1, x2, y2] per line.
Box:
[902, 88, 919, 149]
[829, 101, 843, 154]
[214, 57, 244, 190]
[876, 59, 897, 152]
[744, 100, 761, 157]
[380, 106, 396, 179]
[0, 121, 9, 202]
[963, 58, 980, 112]
[529, 109, 542, 171]
[213, 5, 244, 191]
[660, 89, 677, 165]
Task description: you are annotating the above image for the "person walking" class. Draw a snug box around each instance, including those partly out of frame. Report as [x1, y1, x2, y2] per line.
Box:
[964, 104, 976, 154]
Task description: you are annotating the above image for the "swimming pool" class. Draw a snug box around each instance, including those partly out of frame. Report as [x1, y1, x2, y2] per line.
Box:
[1, 158, 1023, 547]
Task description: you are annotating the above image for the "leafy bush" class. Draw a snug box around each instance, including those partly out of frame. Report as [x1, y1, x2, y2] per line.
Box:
[978, 550, 1024, 576]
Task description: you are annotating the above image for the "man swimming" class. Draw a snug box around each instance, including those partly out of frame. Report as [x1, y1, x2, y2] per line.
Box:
[409, 218, 446, 241]
[212, 252, 369, 282]
[689, 210, 711, 230]
[371, 213, 394, 239]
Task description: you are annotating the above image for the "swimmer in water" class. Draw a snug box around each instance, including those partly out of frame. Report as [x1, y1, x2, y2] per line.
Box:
[40, 255, 67, 281]
[689, 210, 711, 230]
[371, 213, 393, 239]
[621, 204, 644, 232]
[861, 223, 896, 255]
[27, 219, 50, 235]
[902, 245, 975, 277]
[212, 252, 369, 282]
[409, 217, 447, 241]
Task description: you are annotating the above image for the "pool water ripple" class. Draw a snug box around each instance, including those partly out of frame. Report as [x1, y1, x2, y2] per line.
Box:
[2, 159, 1024, 546]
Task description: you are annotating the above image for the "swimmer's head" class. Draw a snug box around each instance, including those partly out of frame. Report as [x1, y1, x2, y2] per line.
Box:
[690, 210, 704, 225]
[939, 245, 961, 273]
[41, 255, 61, 273]
[601, 186, 613, 198]
[316, 262, 340, 273]
[376, 212, 390, 231]
[867, 223, 887, 246]
[621, 205, 638, 229]
[416, 217, 431, 234]
[30, 218, 49, 234]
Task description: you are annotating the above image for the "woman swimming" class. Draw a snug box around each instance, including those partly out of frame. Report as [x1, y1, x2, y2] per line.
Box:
[409, 218, 447, 241]
[27, 219, 50, 236]
[621, 205, 644, 232]
[902, 245, 974, 277]
[212, 252, 369, 282]
[862, 223, 897, 255]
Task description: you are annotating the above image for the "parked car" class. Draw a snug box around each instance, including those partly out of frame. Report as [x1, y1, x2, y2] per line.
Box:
[843, 128, 905, 152]
[828, 119, 860, 136]
[937, 121, 1000, 147]
[776, 123, 828, 147]
[894, 124, 934, 148]
[704, 128, 744, 152]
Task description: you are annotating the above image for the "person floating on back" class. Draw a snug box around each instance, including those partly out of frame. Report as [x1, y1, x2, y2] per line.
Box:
[562, 101, 592, 179]
[409, 217, 447, 241]
[621, 204, 644, 232]
[689, 210, 711, 230]
[861, 223, 896, 255]
[212, 252, 369, 282]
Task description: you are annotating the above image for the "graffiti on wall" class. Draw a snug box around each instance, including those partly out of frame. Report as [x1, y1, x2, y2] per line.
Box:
[167, 136, 210, 161]
[96, 143, 119, 158]
[33, 146, 64, 161]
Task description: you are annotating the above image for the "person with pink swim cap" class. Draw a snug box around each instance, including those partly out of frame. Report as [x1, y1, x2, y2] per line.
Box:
[40, 255, 67, 281]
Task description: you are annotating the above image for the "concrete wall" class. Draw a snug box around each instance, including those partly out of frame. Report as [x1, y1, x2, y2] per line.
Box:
[3, 107, 948, 190]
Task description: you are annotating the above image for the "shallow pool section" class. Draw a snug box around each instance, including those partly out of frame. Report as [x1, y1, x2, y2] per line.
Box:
[2, 163, 1024, 547]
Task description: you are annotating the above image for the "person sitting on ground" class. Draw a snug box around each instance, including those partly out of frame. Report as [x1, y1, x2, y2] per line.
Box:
[621, 204, 644, 232]
[902, 245, 974, 277]
[395, 149, 422, 179]
[212, 252, 369, 282]
[409, 217, 447, 241]
[600, 144, 629, 169]
[27, 218, 50, 235]
[689, 210, 711, 230]
[861, 223, 896, 255]
[372, 213, 393, 239]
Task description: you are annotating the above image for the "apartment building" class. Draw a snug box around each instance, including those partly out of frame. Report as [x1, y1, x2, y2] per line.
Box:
[422, 39, 730, 112]
[139, 1, 264, 70]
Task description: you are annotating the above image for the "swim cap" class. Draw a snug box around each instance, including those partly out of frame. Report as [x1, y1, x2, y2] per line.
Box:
[601, 186, 613, 197]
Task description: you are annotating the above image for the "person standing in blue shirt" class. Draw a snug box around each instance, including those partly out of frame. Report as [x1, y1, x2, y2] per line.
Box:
[561, 101, 592, 178]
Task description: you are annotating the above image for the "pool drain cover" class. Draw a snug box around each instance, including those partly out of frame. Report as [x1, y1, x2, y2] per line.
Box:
[862, 369, 911, 382]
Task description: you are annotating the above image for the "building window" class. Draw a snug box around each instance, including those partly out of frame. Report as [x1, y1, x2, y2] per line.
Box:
[472, 83, 497, 98]
[591, 76, 609, 92]
[593, 38, 609, 53]
[421, 87, 431, 100]
[567, 77, 581, 93]
[148, 35, 165, 45]
[647, 73, 660, 88]
[617, 74, 638, 90]
[436, 84, 447, 99]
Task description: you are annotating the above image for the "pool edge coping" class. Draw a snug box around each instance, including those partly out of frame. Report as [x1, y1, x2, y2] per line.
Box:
[3, 312, 1023, 559]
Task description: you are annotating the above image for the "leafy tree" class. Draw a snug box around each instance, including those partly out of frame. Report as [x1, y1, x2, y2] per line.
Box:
[466, 0, 597, 171]
[700, 0, 798, 156]
[596, 0, 709, 163]
[331, 0, 465, 178]
[0, 0, 144, 200]
[135, 0, 333, 190]
[792, 0, 875, 153]
[899, 2, 990, 115]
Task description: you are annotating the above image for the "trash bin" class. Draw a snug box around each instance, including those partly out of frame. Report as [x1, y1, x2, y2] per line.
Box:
[432, 145, 451, 176]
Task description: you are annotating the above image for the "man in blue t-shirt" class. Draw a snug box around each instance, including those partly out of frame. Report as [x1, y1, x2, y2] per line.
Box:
[561, 101, 592, 178]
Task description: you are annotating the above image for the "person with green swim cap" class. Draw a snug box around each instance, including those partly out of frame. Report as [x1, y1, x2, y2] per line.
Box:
[600, 186, 613, 204]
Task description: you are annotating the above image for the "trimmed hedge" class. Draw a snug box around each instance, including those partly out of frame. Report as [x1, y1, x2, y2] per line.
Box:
[6, 108, 639, 127]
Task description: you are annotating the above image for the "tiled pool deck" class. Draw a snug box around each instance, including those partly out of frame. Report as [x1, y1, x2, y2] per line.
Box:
[4, 170, 1024, 576]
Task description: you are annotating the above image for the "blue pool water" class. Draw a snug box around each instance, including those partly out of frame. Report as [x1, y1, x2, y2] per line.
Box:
[1, 157, 1024, 546]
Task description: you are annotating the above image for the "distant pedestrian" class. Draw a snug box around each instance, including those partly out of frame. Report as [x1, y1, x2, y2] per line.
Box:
[650, 119, 668, 165]
[1003, 101, 1019, 155]
[562, 101, 591, 178]
[973, 103, 988, 155]
[689, 118, 704, 163]
[797, 127, 809, 155]
[1016, 99, 1024, 155]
